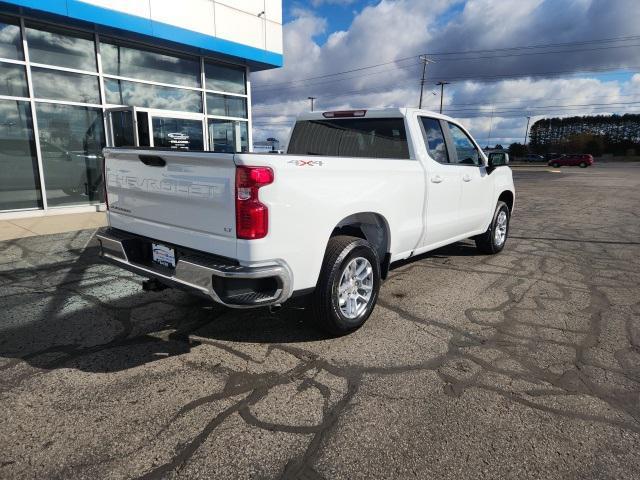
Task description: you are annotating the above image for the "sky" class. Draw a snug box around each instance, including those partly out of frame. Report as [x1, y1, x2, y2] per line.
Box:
[251, 0, 640, 148]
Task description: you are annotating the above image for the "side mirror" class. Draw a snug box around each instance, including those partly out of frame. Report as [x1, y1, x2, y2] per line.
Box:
[488, 152, 509, 170]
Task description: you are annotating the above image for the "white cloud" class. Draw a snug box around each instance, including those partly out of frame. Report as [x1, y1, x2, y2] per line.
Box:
[252, 0, 640, 146]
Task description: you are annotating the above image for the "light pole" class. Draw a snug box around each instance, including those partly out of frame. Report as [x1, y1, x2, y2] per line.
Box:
[523, 116, 531, 148]
[436, 81, 450, 114]
[308, 96, 316, 112]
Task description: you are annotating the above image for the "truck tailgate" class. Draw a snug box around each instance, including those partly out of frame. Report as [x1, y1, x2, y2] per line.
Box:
[104, 148, 237, 257]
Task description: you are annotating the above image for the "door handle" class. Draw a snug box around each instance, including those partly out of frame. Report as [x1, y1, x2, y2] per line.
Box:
[431, 175, 443, 184]
[462, 174, 472, 182]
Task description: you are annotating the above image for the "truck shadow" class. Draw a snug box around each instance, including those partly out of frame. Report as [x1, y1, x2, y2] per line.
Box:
[0, 233, 475, 377]
[389, 240, 480, 272]
[0, 233, 333, 377]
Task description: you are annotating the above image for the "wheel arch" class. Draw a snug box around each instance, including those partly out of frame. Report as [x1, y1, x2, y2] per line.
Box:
[498, 189, 514, 213]
[330, 212, 391, 278]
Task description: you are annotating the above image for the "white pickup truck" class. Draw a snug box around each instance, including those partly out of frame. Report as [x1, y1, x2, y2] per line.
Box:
[97, 108, 514, 335]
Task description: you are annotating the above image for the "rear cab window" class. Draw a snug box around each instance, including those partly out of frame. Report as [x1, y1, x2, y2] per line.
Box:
[287, 118, 410, 159]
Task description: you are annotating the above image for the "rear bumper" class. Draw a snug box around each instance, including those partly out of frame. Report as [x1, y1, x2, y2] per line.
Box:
[96, 228, 293, 308]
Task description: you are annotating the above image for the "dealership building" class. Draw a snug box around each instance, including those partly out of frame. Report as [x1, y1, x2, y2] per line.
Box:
[0, 0, 283, 217]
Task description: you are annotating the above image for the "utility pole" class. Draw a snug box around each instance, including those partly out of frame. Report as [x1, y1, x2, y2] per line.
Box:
[487, 107, 495, 149]
[418, 55, 435, 109]
[523, 115, 531, 148]
[308, 96, 316, 112]
[436, 81, 450, 113]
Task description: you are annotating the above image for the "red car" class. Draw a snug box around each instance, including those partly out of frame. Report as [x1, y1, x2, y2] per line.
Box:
[548, 154, 594, 168]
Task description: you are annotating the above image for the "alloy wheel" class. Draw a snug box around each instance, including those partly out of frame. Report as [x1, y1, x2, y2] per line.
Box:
[337, 257, 374, 319]
[494, 210, 508, 247]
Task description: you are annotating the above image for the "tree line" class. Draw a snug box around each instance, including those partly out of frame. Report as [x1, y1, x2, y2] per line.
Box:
[525, 113, 640, 155]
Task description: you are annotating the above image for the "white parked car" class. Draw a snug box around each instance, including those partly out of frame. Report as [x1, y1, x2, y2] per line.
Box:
[97, 108, 514, 335]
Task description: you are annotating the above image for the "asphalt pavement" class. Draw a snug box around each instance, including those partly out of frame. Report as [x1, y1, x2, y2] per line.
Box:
[1, 162, 639, 479]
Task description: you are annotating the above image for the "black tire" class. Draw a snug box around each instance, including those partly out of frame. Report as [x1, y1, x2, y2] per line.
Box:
[475, 201, 510, 254]
[311, 235, 381, 336]
[579, 162, 587, 168]
[552, 162, 560, 168]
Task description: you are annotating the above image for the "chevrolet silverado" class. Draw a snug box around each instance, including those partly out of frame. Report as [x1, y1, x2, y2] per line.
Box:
[96, 108, 515, 335]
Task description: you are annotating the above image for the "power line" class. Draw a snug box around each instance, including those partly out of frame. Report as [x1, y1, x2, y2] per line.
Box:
[252, 94, 640, 124]
[431, 42, 640, 62]
[416, 64, 640, 82]
[253, 62, 640, 97]
[425, 34, 640, 56]
[252, 101, 640, 125]
[252, 66, 640, 109]
[437, 100, 640, 113]
[253, 34, 640, 91]
[253, 91, 640, 114]
[253, 62, 421, 93]
[251, 106, 640, 126]
[442, 104, 640, 117]
[419, 105, 640, 118]
[409, 91, 640, 109]
[253, 108, 640, 127]
[254, 56, 419, 89]
[453, 109, 640, 119]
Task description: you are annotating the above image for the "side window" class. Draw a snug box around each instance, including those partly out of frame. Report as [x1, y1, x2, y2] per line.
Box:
[419, 117, 449, 163]
[447, 122, 481, 166]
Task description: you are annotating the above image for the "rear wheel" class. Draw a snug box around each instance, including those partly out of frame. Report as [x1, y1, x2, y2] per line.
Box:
[311, 236, 381, 335]
[552, 162, 560, 168]
[579, 161, 587, 168]
[475, 201, 510, 254]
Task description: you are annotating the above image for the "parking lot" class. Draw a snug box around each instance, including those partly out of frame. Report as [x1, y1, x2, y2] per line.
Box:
[1, 163, 639, 479]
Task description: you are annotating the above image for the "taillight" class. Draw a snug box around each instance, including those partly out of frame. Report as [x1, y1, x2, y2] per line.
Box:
[102, 156, 109, 210]
[235, 166, 274, 239]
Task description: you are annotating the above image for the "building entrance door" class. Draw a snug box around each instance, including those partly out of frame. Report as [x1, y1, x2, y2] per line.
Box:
[106, 108, 206, 151]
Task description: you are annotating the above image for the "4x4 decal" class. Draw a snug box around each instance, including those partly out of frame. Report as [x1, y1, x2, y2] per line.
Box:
[287, 160, 323, 167]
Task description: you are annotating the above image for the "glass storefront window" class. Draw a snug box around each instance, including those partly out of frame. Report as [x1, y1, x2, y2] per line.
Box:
[35, 103, 105, 207]
[25, 23, 96, 71]
[0, 15, 252, 213]
[101, 41, 200, 88]
[0, 16, 23, 60]
[204, 62, 246, 94]
[31, 67, 100, 103]
[206, 93, 247, 118]
[208, 119, 248, 153]
[0, 62, 28, 97]
[104, 78, 202, 113]
[152, 117, 204, 150]
[0, 100, 42, 210]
